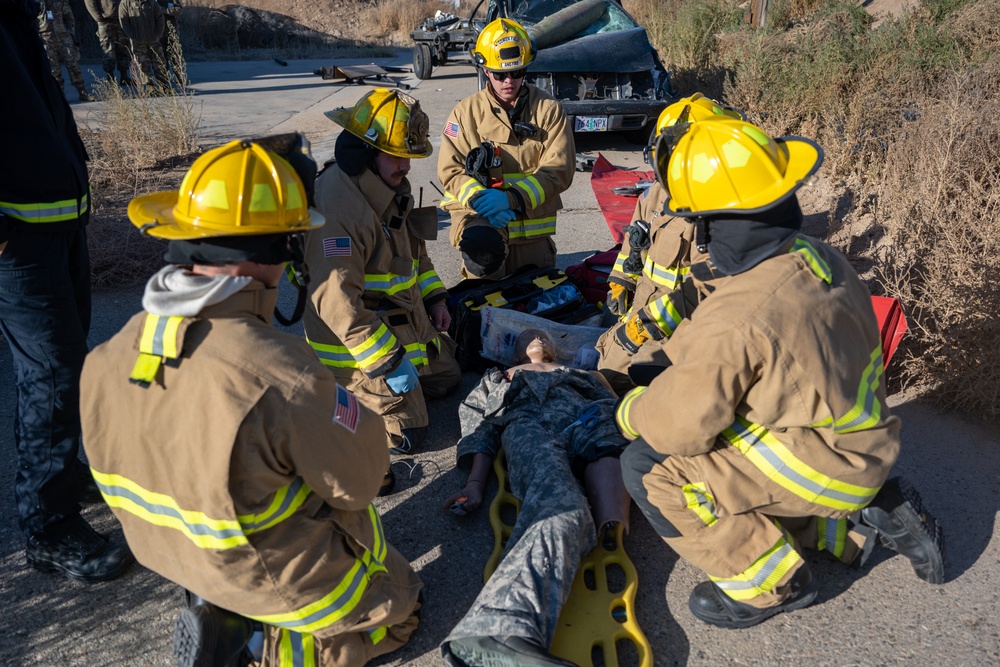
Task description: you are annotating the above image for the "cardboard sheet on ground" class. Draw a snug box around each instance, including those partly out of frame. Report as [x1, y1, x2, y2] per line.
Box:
[485, 449, 653, 667]
[479, 306, 605, 368]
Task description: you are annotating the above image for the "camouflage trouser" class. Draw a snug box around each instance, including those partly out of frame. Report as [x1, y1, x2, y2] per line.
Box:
[127, 40, 169, 87]
[96, 20, 130, 78]
[40, 29, 85, 89]
[442, 418, 596, 654]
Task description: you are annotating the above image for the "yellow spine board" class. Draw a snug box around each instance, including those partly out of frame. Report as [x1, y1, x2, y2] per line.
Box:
[484, 447, 653, 667]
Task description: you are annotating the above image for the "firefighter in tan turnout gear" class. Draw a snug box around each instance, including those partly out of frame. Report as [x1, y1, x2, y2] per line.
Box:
[304, 89, 461, 459]
[80, 139, 423, 667]
[614, 118, 946, 628]
[438, 17, 575, 279]
[597, 93, 742, 393]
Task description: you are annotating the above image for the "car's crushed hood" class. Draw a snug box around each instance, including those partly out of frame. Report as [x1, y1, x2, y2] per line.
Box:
[529, 26, 659, 73]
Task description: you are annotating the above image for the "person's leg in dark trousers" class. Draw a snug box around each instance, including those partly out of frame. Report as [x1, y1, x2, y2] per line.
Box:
[0, 227, 132, 581]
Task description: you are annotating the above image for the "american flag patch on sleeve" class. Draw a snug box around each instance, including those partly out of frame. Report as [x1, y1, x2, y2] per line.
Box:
[334, 385, 359, 433]
[323, 237, 351, 257]
[444, 121, 459, 138]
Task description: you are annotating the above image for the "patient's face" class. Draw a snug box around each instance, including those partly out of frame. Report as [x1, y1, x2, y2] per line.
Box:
[515, 329, 556, 364]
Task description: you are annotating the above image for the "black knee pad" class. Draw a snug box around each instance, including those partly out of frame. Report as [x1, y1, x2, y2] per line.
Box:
[458, 226, 506, 277]
[621, 438, 681, 538]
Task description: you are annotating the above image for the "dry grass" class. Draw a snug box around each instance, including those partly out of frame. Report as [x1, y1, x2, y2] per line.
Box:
[631, 0, 1000, 417]
[81, 56, 201, 288]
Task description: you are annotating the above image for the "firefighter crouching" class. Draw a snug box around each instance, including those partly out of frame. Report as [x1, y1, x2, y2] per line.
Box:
[614, 118, 945, 628]
[80, 139, 423, 666]
[437, 17, 575, 279]
[303, 89, 461, 459]
[596, 94, 743, 394]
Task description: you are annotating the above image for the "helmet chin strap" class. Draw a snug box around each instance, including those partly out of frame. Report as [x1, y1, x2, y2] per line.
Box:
[274, 233, 310, 326]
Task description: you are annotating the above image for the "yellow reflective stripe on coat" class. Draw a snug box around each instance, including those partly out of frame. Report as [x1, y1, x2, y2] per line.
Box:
[508, 174, 544, 209]
[403, 342, 429, 368]
[365, 260, 418, 296]
[417, 269, 445, 298]
[237, 477, 313, 534]
[508, 215, 556, 240]
[307, 324, 398, 369]
[0, 192, 89, 223]
[812, 347, 885, 434]
[456, 178, 487, 207]
[721, 416, 879, 511]
[91, 469, 249, 549]
[369, 625, 389, 645]
[139, 314, 184, 358]
[130, 314, 185, 385]
[817, 516, 848, 559]
[789, 237, 832, 284]
[646, 295, 683, 338]
[710, 523, 803, 601]
[682, 482, 718, 527]
[276, 629, 316, 667]
[642, 256, 689, 290]
[615, 387, 646, 440]
[252, 505, 388, 634]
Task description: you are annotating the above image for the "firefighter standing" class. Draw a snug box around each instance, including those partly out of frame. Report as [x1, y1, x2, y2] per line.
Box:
[437, 17, 575, 279]
[80, 139, 423, 666]
[304, 89, 461, 457]
[614, 118, 945, 628]
[596, 94, 742, 393]
[1, 0, 133, 583]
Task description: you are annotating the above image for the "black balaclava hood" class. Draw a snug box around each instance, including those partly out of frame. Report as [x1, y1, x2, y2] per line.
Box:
[334, 129, 376, 176]
[164, 233, 293, 265]
[702, 195, 803, 276]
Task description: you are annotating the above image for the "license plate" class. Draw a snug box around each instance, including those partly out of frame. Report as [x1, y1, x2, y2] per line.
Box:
[574, 116, 609, 132]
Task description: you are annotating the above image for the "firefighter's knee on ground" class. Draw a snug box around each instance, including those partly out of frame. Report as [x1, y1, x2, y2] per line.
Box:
[459, 225, 506, 277]
[620, 437, 682, 539]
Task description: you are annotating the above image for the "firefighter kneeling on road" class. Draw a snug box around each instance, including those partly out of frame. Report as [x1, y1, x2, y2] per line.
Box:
[614, 118, 946, 628]
[304, 89, 461, 464]
[80, 139, 423, 666]
[438, 17, 575, 280]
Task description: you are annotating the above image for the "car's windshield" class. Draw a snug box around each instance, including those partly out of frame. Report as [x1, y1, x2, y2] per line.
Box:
[497, 0, 638, 33]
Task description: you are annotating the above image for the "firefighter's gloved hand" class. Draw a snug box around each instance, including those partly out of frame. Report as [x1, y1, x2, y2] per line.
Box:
[614, 314, 651, 355]
[487, 209, 517, 229]
[607, 281, 634, 318]
[471, 189, 511, 218]
[385, 358, 420, 395]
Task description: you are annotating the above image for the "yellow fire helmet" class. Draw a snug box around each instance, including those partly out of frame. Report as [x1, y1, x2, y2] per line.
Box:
[656, 118, 824, 217]
[472, 17, 536, 72]
[128, 140, 324, 239]
[324, 88, 432, 159]
[655, 93, 744, 135]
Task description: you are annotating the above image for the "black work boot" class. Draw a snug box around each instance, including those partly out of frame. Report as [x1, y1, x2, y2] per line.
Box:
[860, 476, 945, 584]
[378, 468, 397, 497]
[390, 426, 428, 456]
[443, 635, 577, 667]
[26, 515, 135, 583]
[688, 566, 817, 629]
[173, 601, 254, 667]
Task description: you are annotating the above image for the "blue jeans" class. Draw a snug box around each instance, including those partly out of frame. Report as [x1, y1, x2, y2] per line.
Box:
[0, 226, 91, 538]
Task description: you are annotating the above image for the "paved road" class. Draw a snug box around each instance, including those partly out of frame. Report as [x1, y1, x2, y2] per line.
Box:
[2, 53, 998, 667]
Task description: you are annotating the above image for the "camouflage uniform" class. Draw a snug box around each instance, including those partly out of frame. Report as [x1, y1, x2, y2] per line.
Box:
[84, 0, 130, 83]
[118, 0, 167, 88]
[156, 0, 183, 80]
[441, 367, 625, 660]
[37, 0, 91, 101]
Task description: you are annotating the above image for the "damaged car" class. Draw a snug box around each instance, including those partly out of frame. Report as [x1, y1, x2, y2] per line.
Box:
[484, 0, 673, 139]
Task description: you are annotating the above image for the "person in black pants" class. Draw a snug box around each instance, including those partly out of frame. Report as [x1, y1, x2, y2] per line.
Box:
[0, 0, 134, 582]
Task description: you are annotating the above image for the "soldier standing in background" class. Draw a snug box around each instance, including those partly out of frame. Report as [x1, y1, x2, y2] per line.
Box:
[84, 0, 131, 86]
[37, 0, 94, 102]
[156, 0, 184, 84]
[118, 0, 167, 90]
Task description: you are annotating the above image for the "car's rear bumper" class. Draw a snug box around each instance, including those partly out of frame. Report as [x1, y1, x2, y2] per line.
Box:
[560, 98, 669, 132]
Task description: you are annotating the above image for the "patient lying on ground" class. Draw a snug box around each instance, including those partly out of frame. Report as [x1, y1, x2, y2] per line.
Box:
[440, 329, 631, 667]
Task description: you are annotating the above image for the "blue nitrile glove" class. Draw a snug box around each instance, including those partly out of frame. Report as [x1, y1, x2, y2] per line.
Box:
[385, 358, 420, 395]
[471, 189, 511, 218]
[487, 209, 517, 229]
